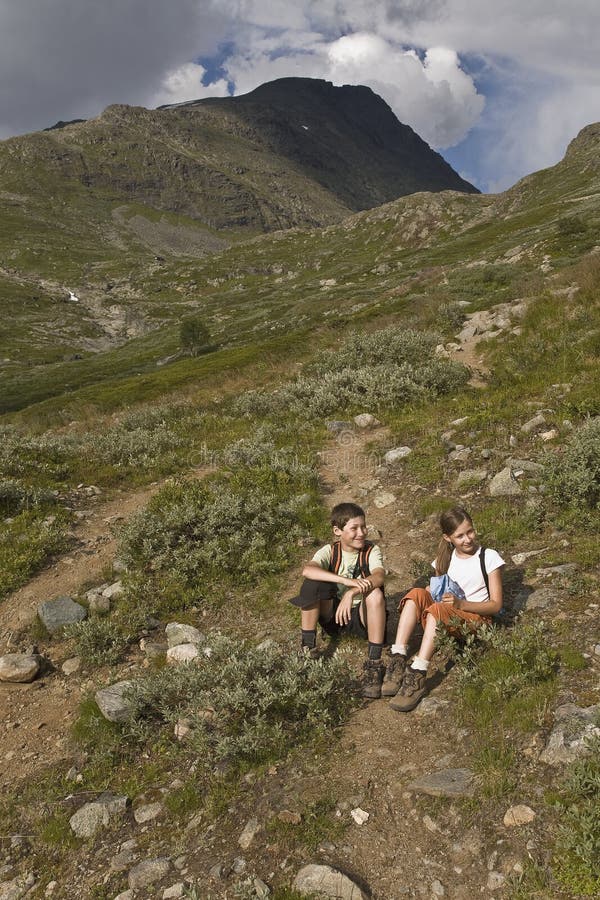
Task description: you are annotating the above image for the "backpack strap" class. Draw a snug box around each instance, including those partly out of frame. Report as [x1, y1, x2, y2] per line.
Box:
[329, 541, 343, 574]
[357, 542, 374, 578]
[479, 547, 489, 596]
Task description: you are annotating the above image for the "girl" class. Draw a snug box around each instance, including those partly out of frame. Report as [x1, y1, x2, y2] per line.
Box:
[383, 506, 504, 711]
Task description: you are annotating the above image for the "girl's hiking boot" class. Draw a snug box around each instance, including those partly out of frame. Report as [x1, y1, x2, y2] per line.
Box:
[361, 658, 384, 699]
[381, 652, 407, 697]
[389, 666, 427, 711]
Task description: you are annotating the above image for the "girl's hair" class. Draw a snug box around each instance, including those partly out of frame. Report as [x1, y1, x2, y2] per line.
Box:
[435, 506, 473, 573]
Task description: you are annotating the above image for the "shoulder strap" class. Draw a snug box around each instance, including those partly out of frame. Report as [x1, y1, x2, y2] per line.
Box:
[357, 542, 374, 578]
[479, 547, 489, 595]
[329, 541, 342, 574]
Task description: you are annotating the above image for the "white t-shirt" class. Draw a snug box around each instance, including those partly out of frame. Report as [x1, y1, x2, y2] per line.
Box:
[312, 542, 384, 604]
[432, 547, 504, 604]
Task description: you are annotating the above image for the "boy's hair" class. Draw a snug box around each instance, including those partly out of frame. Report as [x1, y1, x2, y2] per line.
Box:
[331, 502, 366, 529]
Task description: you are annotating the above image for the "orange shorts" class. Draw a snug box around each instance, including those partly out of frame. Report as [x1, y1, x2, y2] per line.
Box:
[400, 587, 491, 632]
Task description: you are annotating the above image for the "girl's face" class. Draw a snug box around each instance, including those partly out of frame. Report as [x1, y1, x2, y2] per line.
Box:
[445, 518, 477, 557]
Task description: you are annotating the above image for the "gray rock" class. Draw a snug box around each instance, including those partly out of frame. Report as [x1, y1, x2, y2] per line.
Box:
[456, 469, 488, 486]
[163, 883, 185, 899]
[238, 817, 261, 849]
[525, 588, 555, 610]
[102, 580, 123, 600]
[128, 858, 171, 891]
[293, 864, 368, 899]
[69, 793, 128, 837]
[231, 858, 247, 875]
[38, 596, 87, 635]
[353, 414, 381, 428]
[373, 492, 396, 509]
[511, 548, 548, 565]
[503, 805, 536, 826]
[535, 563, 578, 578]
[61, 657, 81, 675]
[95, 680, 135, 723]
[110, 848, 139, 872]
[113, 892, 133, 900]
[521, 413, 546, 433]
[505, 458, 543, 474]
[487, 872, 506, 890]
[413, 697, 449, 718]
[448, 447, 472, 462]
[0, 872, 36, 900]
[88, 592, 111, 614]
[540, 704, 600, 765]
[384, 446, 412, 464]
[407, 768, 476, 798]
[489, 467, 522, 496]
[133, 801, 164, 825]
[166, 643, 200, 665]
[165, 623, 205, 648]
[0, 654, 40, 683]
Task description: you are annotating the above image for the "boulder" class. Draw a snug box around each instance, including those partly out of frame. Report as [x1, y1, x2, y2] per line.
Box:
[353, 414, 381, 428]
[384, 447, 412, 464]
[165, 623, 205, 648]
[128, 858, 171, 891]
[166, 644, 200, 665]
[95, 680, 135, 723]
[293, 864, 368, 899]
[488, 467, 522, 497]
[38, 597, 87, 635]
[0, 653, 40, 683]
[407, 768, 476, 798]
[69, 793, 128, 837]
[540, 703, 600, 765]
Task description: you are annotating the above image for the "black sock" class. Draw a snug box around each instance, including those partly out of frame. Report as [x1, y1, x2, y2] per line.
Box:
[301, 629, 317, 649]
[368, 641, 383, 661]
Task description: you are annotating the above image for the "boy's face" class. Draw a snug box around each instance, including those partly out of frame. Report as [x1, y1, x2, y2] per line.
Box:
[333, 515, 367, 551]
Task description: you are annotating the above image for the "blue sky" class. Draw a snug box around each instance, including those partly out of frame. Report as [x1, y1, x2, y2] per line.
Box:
[1, 1, 599, 192]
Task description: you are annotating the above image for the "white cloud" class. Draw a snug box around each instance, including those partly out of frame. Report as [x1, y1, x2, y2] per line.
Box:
[151, 63, 230, 108]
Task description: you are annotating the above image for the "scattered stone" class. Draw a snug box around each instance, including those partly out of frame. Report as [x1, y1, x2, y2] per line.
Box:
[505, 458, 543, 474]
[140, 639, 168, 658]
[354, 414, 381, 428]
[456, 469, 488, 486]
[384, 447, 412, 464]
[133, 801, 164, 825]
[487, 872, 506, 891]
[101, 580, 123, 600]
[95, 680, 135, 723]
[525, 588, 555, 610]
[231, 857, 247, 875]
[540, 428, 559, 442]
[165, 622, 205, 647]
[448, 447, 472, 463]
[209, 864, 225, 880]
[407, 768, 476, 798]
[521, 413, 546, 433]
[61, 656, 81, 675]
[293, 864, 368, 899]
[373, 492, 396, 509]
[113, 891, 133, 900]
[238, 817, 261, 849]
[38, 596, 87, 635]
[594, 645, 600, 657]
[535, 563, 578, 578]
[88, 592, 111, 614]
[540, 703, 600, 765]
[0, 873, 36, 900]
[504, 805, 536, 826]
[174, 718, 194, 741]
[252, 877, 271, 898]
[69, 793, 129, 837]
[110, 848, 139, 872]
[166, 644, 200, 665]
[163, 884, 185, 899]
[0, 654, 40, 683]
[423, 815, 438, 832]
[128, 858, 171, 891]
[413, 697, 449, 718]
[350, 808, 369, 825]
[489, 467, 522, 497]
[431, 880, 445, 896]
[511, 548, 548, 565]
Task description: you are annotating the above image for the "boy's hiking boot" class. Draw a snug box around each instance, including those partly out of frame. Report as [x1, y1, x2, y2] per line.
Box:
[361, 658, 384, 699]
[381, 652, 408, 697]
[389, 666, 427, 711]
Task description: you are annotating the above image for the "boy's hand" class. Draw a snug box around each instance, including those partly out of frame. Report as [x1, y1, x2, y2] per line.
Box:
[355, 577, 373, 594]
[335, 594, 353, 626]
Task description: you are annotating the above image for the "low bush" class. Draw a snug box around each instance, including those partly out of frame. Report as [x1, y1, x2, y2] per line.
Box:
[123, 635, 358, 772]
[543, 417, 600, 508]
[0, 508, 72, 598]
[66, 618, 131, 666]
[0, 479, 56, 516]
[235, 326, 468, 419]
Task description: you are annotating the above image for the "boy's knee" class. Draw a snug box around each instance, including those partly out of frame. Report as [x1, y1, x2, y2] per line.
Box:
[366, 587, 384, 607]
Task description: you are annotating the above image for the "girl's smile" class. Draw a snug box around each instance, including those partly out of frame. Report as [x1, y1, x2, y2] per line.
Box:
[445, 520, 478, 557]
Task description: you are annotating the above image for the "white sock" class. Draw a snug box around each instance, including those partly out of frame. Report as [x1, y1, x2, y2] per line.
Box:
[391, 643, 408, 656]
[410, 656, 430, 672]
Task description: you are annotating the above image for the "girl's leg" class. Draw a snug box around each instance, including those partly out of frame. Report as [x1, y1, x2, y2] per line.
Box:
[415, 612, 438, 662]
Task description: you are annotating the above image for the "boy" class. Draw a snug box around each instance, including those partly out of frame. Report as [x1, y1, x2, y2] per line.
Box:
[291, 502, 386, 699]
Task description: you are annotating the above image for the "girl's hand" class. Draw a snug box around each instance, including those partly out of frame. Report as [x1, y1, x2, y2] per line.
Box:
[335, 595, 353, 626]
[442, 592, 462, 609]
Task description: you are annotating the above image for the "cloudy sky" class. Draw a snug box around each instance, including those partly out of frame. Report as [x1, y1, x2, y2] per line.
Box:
[1, 1, 599, 191]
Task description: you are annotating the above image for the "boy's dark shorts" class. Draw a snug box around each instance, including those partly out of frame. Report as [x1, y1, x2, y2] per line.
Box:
[289, 578, 368, 640]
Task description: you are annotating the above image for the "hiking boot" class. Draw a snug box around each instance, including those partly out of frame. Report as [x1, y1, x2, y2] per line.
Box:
[362, 658, 384, 699]
[389, 666, 427, 711]
[381, 653, 408, 697]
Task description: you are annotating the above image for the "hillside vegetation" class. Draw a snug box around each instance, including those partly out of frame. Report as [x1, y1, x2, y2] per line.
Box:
[0, 109, 599, 899]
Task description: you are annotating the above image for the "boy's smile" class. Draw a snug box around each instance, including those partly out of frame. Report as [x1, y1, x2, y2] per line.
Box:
[334, 515, 367, 551]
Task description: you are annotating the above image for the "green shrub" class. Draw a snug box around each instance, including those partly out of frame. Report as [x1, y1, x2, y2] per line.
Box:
[0, 479, 56, 515]
[235, 326, 468, 419]
[118, 463, 318, 592]
[123, 635, 358, 772]
[543, 417, 600, 508]
[66, 618, 131, 666]
[0, 508, 72, 598]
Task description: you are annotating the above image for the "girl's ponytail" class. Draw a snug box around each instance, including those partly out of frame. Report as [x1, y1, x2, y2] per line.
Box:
[435, 506, 473, 573]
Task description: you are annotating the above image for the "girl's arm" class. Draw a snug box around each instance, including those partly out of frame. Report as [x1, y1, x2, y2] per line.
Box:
[453, 566, 503, 615]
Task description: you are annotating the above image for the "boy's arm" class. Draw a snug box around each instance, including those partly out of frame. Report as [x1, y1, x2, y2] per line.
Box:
[302, 561, 371, 592]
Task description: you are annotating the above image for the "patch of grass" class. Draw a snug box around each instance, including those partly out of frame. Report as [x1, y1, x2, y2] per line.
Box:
[37, 810, 79, 849]
[267, 795, 347, 853]
[0, 506, 72, 598]
[65, 617, 132, 666]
